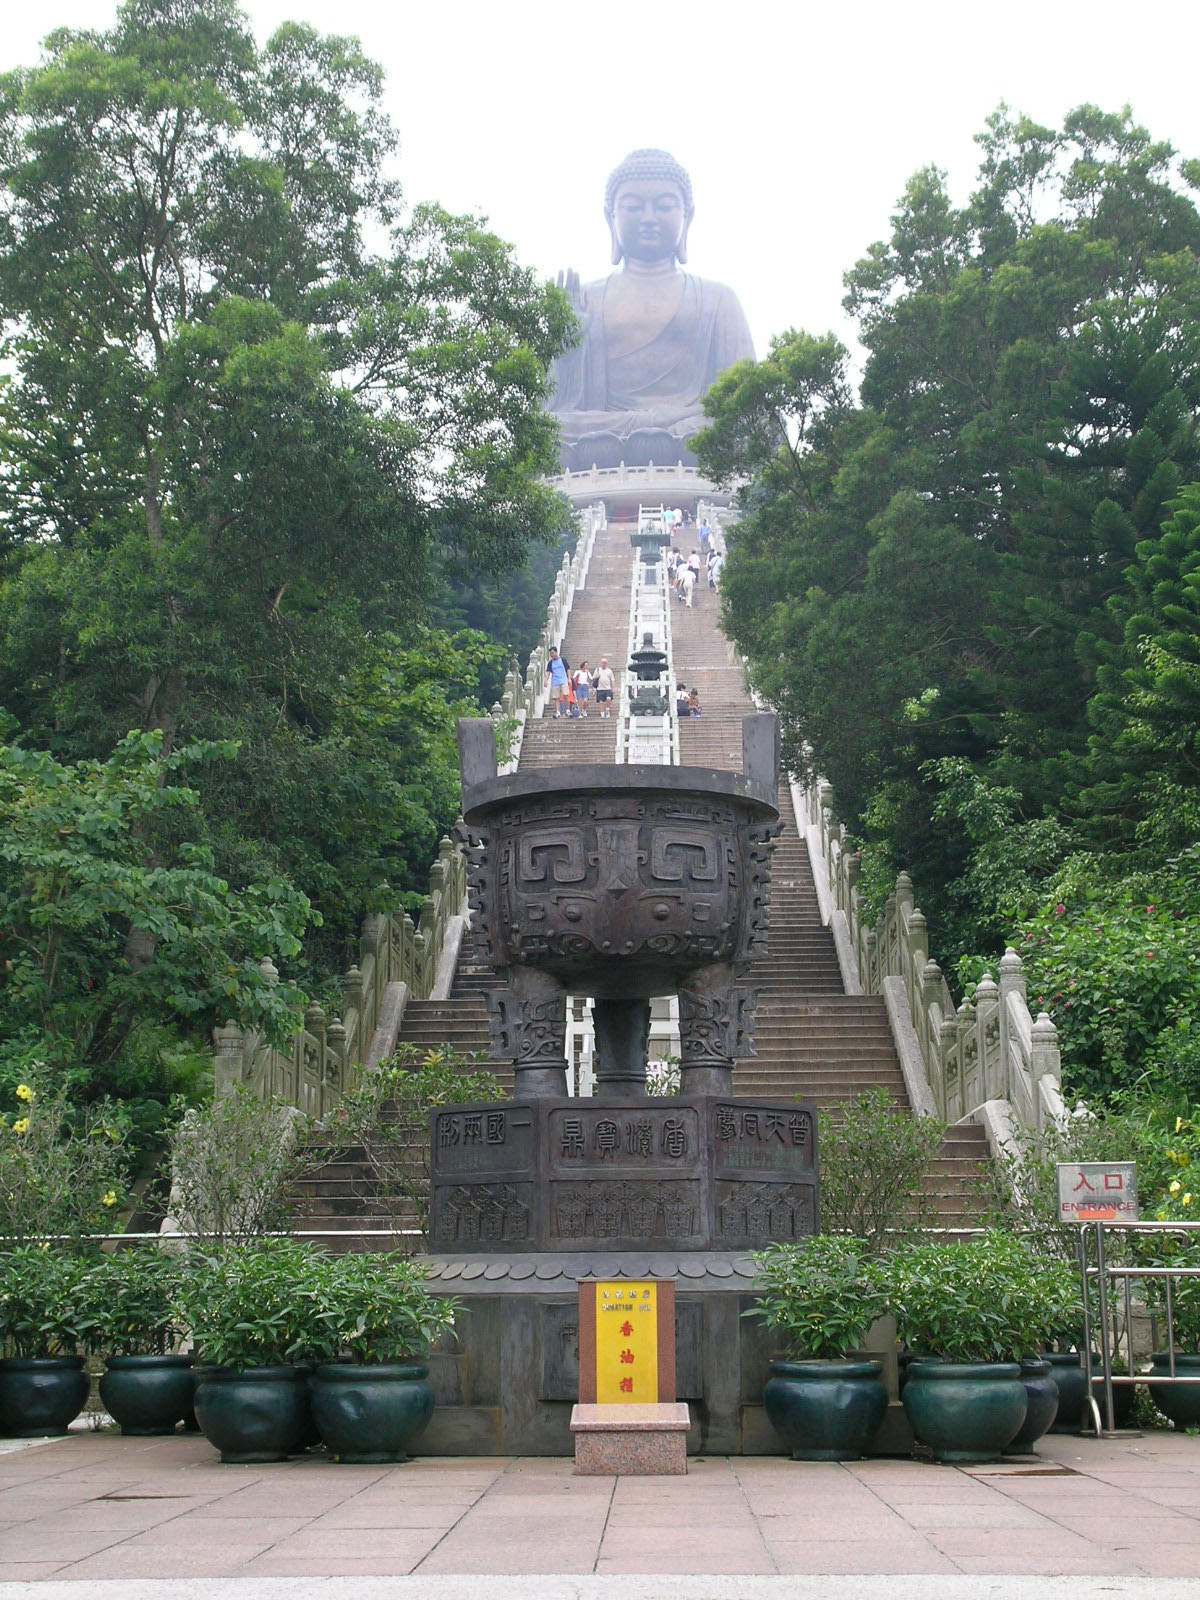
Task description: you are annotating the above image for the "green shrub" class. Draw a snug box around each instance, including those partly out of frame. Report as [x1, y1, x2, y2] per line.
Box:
[168, 1087, 313, 1245]
[888, 1232, 1063, 1363]
[748, 1236, 889, 1359]
[0, 1077, 130, 1244]
[816, 1088, 949, 1251]
[78, 1248, 186, 1356]
[176, 1239, 325, 1370]
[0, 1246, 97, 1357]
[308, 1253, 458, 1364]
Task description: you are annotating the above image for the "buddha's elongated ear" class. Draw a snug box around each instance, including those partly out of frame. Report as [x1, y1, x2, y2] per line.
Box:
[608, 213, 622, 266]
[676, 222, 689, 266]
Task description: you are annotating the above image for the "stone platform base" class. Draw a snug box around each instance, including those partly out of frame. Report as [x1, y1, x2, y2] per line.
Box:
[571, 1402, 690, 1475]
[420, 1251, 912, 1457]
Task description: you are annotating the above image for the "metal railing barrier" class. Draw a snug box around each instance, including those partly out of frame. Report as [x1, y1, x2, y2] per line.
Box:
[1078, 1218, 1200, 1435]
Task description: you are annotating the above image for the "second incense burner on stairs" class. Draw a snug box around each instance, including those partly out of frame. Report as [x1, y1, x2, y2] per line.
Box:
[433, 715, 818, 1255]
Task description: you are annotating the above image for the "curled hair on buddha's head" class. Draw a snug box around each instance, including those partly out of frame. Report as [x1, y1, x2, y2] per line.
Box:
[605, 148, 694, 264]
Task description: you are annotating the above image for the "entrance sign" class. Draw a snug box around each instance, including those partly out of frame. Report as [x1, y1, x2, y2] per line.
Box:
[577, 1280, 675, 1405]
[1057, 1161, 1138, 1222]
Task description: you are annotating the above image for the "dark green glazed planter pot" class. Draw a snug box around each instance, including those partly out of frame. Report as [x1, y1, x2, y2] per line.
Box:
[902, 1359, 1027, 1464]
[99, 1355, 194, 1436]
[763, 1359, 889, 1461]
[1008, 1358, 1059, 1454]
[1148, 1352, 1200, 1428]
[310, 1362, 434, 1463]
[0, 1357, 90, 1437]
[193, 1365, 310, 1463]
[1045, 1351, 1095, 1432]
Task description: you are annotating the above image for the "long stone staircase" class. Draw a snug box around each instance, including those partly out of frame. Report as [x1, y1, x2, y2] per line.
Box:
[291, 515, 987, 1243]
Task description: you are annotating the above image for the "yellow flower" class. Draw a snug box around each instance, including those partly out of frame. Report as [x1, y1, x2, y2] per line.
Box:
[1177, 1116, 1185, 1133]
[1170, 1179, 1182, 1195]
[1185, 1194, 1193, 1208]
[1157, 1209, 1168, 1221]
[11, 1118, 29, 1136]
[15, 1084, 34, 1103]
[101, 1191, 117, 1208]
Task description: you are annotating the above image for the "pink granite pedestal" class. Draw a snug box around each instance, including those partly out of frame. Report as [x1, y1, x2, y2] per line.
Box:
[569, 1402, 690, 1475]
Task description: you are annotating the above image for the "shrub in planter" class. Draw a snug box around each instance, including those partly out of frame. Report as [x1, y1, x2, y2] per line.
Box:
[307, 1253, 459, 1463]
[80, 1250, 194, 1435]
[177, 1239, 324, 1462]
[889, 1232, 1060, 1462]
[748, 1237, 890, 1460]
[0, 1247, 93, 1436]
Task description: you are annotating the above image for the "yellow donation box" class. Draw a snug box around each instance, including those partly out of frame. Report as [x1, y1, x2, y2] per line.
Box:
[577, 1280, 676, 1405]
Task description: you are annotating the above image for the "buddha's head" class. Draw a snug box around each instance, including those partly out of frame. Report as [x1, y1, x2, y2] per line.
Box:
[605, 148, 694, 267]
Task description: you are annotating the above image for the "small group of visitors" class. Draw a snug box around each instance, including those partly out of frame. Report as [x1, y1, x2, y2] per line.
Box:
[545, 649, 617, 719]
[665, 547, 703, 608]
[676, 684, 702, 717]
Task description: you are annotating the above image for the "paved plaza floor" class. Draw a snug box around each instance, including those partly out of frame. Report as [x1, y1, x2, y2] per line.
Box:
[1, 1428, 1199, 1596]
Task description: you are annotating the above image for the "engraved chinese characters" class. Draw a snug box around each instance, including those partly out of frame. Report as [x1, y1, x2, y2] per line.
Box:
[429, 1096, 817, 1252]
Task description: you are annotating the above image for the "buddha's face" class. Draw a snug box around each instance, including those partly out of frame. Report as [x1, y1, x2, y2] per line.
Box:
[611, 178, 687, 266]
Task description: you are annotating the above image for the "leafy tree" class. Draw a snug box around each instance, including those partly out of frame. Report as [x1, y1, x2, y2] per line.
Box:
[0, 0, 573, 980]
[700, 106, 1200, 964]
[0, 730, 313, 1092]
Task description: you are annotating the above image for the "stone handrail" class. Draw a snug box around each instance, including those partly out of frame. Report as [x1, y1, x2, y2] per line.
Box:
[796, 776, 1068, 1135]
[212, 503, 603, 1113]
[490, 502, 604, 775]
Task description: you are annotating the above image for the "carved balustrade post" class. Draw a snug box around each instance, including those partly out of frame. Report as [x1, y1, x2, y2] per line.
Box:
[937, 1016, 958, 1120]
[325, 1018, 347, 1116]
[973, 974, 1000, 1101]
[907, 907, 929, 1019]
[997, 946, 1026, 1096]
[920, 958, 944, 1078]
[212, 1021, 245, 1097]
[1030, 1013, 1062, 1129]
[305, 1000, 327, 1068]
[341, 966, 364, 1039]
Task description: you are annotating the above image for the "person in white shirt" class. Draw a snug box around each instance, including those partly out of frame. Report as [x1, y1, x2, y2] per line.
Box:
[593, 658, 617, 718]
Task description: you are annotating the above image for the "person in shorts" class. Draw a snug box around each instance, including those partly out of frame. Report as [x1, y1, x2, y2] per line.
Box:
[545, 646, 569, 716]
[573, 661, 592, 717]
[594, 657, 616, 718]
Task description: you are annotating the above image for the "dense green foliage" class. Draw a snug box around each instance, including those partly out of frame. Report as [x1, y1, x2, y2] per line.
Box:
[0, 1077, 132, 1241]
[0, 1, 573, 1095]
[749, 1236, 889, 1359]
[700, 107, 1200, 1098]
[816, 1088, 950, 1250]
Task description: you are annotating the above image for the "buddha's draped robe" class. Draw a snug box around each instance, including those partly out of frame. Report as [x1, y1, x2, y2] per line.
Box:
[549, 272, 754, 468]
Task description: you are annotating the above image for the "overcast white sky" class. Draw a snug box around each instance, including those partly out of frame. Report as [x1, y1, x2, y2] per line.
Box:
[5, 0, 1200, 369]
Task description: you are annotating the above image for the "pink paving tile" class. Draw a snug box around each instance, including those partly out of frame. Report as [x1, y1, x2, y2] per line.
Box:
[296, 1502, 478, 1529]
[925, 1526, 1104, 1557]
[0, 1563, 79, 1580]
[1132, 1546, 1200, 1576]
[240, 1556, 429, 1576]
[1, 1526, 133, 1562]
[896, 1500, 1054, 1528]
[1049, 1511, 1200, 1543]
[771, 1542, 959, 1575]
[952, 1554, 1147, 1575]
[416, 1545, 600, 1575]
[269, 1527, 444, 1559]
[593, 1549, 777, 1575]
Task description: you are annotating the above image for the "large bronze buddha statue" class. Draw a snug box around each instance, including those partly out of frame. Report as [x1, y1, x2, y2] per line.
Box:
[548, 149, 754, 471]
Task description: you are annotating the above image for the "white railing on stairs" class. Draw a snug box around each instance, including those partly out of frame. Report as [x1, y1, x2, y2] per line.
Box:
[795, 775, 1069, 1139]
